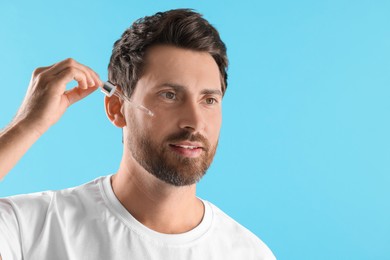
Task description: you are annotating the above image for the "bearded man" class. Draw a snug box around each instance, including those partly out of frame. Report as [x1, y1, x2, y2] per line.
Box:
[0, 9, 275, 260]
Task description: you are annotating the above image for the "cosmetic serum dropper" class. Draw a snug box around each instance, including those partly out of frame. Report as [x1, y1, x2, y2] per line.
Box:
[100, 81, 154, 117]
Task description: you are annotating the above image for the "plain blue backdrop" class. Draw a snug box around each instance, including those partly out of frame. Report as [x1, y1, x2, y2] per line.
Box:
[1, 0, 390, 259]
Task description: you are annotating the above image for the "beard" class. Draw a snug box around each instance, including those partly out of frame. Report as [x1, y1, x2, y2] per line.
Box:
[125, 116, 218, 186]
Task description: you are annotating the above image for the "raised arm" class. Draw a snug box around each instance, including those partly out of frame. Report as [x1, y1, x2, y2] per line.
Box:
[0, 58, 102, 180]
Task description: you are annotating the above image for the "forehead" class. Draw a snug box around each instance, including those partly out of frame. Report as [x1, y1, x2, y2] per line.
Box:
[138, 45, 221, 93]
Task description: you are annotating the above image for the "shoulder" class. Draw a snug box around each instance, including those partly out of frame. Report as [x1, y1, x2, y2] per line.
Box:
[206, 201, 276, 259]
[0, 176, 108, 259]
[0, 176, 107, 218]
[0, 190, 53, 217]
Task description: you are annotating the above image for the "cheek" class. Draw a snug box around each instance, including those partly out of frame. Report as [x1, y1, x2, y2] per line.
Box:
[207, 113, 222, 141]
[144, 116, 175, 141]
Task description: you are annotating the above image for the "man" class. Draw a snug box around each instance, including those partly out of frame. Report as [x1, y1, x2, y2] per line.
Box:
[0, 9, 275, 259]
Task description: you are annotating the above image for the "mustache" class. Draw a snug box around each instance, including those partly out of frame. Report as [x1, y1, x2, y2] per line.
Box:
[165, 130, 210, 151]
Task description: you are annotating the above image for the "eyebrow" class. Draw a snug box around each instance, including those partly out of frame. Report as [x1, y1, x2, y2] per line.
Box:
[159, 83, 223, 97]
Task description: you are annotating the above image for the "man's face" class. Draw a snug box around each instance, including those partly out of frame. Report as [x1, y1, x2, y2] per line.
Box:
[123, 45, 223, 186]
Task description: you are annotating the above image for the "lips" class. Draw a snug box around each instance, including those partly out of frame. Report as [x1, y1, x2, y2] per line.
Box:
[170, 141, 204, 149]
[171, 144, 201, 149]
[169, 143, 204, 157]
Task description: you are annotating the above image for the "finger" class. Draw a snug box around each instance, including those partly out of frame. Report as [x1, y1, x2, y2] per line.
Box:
[76, 63, 101, 87]
[47, 66, 89, 93]
[45, 58, 101, 88]
[43, 58, 80, 75]
[32, 65, 53, 77]
[81, 66, 102, 88]
[88, 69, 102, 87]
[64, 86, 99, 106]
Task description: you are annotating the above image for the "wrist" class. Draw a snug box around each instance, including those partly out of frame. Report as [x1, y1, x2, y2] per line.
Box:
[10, 116, 48, 140]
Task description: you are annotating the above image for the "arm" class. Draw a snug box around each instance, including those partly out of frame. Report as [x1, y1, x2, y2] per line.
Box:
[0, 58, 102, 180]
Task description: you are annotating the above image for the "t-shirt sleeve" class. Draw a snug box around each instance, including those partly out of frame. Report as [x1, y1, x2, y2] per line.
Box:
[0, 199, 23, 260]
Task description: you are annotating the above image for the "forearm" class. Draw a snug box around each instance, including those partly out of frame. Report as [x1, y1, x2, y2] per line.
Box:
[0, 59, 101, 181]
[0, 119, 42, 180]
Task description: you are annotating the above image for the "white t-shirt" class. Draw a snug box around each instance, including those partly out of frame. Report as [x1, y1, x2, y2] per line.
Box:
[0, 176, 275, 260]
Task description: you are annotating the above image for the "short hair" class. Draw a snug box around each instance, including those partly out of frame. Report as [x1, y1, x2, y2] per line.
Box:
[108, 8, 228, 98]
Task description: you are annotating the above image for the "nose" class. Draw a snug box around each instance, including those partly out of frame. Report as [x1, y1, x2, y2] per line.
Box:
[178, 100, 205, 133]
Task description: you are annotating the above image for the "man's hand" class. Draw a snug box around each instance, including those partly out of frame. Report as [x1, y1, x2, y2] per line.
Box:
[14, 58, 102, 135]
[0, 58, 102, 179]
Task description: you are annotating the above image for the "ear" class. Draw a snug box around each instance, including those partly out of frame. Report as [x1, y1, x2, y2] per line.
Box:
[104, 94, 126, 128]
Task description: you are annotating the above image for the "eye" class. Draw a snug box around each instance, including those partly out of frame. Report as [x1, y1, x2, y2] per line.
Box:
[161, 91, 176, 100]
[205, 97, 218, 105]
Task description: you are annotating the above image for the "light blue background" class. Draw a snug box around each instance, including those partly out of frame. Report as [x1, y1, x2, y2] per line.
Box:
[1, 0, 389, 259]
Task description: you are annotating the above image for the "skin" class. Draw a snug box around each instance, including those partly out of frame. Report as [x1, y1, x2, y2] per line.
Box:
[107, 45, 223, 233]
[0, 45, 222, 240]
[0, 58, 102, 178]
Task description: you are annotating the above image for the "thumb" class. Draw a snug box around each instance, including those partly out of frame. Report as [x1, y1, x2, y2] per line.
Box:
[64, 86, 99, 106]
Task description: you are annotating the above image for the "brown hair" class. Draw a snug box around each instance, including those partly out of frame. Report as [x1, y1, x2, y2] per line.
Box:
[108, 8, 228, 98]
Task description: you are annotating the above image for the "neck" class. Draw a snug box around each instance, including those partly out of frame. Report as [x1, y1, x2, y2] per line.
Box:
[111, 151, 205, 234]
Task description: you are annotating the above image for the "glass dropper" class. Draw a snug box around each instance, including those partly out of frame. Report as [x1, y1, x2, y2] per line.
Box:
[100, 81, 154, 117]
